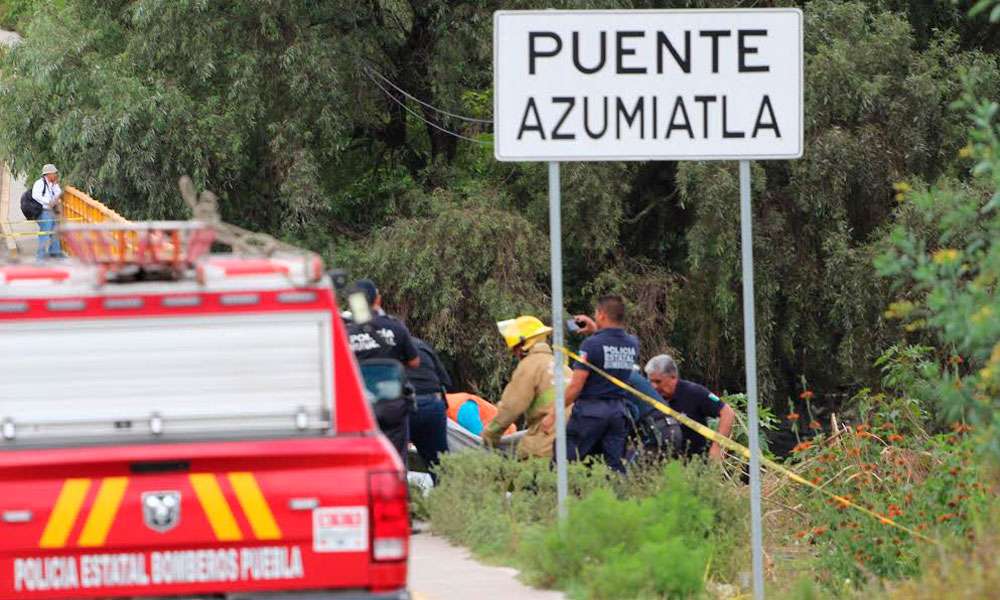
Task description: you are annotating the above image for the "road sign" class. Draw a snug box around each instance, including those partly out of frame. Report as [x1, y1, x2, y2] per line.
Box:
[493, 9, 803, 161]
[494, 10, 804, 599]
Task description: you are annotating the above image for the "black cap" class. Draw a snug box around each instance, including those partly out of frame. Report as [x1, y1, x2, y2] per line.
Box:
[353, 279, 379, 306]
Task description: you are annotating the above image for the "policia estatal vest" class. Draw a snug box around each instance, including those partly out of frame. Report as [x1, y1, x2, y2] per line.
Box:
[346, 279, 419, 463]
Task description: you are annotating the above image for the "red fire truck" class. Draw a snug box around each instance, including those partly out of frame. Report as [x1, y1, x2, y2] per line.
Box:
[0, 222, 410, 599]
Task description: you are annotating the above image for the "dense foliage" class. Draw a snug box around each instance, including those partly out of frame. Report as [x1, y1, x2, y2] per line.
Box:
[1, 0, 999, 410]
[878, 73, 1000, 458]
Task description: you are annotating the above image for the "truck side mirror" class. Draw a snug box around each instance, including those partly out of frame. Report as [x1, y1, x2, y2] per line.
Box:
[359, 359, 405, 403]
[328, 269, 348, 290]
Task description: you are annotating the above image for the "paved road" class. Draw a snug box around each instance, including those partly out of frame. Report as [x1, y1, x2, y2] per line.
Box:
[0, 28, 20, 46]
[409, 528, 565, 600]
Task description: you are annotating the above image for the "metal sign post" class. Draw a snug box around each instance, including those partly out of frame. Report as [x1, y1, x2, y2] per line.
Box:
[740, 160, 765, 600]
[549, 161, 568, 522]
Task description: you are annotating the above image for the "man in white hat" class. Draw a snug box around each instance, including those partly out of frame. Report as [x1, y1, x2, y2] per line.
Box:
[32, 164, 62, 259]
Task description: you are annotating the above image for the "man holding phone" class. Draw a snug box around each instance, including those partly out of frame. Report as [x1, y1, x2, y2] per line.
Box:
[542, 295, 639, 473]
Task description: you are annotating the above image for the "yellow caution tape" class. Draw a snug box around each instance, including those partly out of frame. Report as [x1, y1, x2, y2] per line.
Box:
[0, 218, 82, 225]
[555, 346, 935, 543]
[1, 231, 47, 237]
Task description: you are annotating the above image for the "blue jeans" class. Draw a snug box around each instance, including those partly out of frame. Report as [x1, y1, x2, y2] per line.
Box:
[36, 209, 61, 259]
[408, 394, 449, 470]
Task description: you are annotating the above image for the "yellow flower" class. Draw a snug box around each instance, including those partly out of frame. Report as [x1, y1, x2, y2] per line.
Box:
[933, 249, 961, 265]
[972, 306, 994, 325]
[885, 300, 916, 320]
[893, 182, 913, 203]
[959, 145, 972, 158]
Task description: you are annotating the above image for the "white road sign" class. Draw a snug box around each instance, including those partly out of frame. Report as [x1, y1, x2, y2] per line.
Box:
[493, 9, 803, 161]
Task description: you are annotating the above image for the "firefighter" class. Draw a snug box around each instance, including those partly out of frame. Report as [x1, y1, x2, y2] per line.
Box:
[346, 279, 419, 463]
[485, 316, 572, 458]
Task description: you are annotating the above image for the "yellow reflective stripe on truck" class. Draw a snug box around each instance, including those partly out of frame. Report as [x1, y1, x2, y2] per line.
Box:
[189, 473, 244, 541]
[78, 477, 129, 547]
[39, 479, 92, 548]
[228, 472, 283, 540]
[36, 473, 282, 548]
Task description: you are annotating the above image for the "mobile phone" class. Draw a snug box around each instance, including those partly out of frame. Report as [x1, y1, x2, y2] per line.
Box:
[566, 319, 582, 333]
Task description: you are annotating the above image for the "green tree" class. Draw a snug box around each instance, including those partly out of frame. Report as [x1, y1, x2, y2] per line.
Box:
[1, 0, 998, 405]
[879, 68, 1000, 456]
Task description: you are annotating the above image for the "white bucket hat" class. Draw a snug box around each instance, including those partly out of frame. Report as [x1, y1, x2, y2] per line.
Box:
[41, 164, 58, 175]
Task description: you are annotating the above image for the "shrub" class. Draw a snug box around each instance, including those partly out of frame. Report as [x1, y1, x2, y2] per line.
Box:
[888, 527, 1000, 600]
[519, 464, 713, 600]
[0, 0, 41, 32]
[425, 451, 613, 561]
[426, 451, 751, 598]
[782, 417, 990, 584]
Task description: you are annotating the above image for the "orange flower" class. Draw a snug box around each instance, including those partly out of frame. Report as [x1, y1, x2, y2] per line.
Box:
[856, 424, 871, 431]
[808, 421, 822, 429]
[791, 441, 815, 453]
[799, 390, 815, 400]
[793, 530, 808, 538]
[856, 431, 873, 439]
[812, 526, 828, 535]
[888, 434, 903, 442]
[950, 355, 964, 364]
[787, 412, 800, 421]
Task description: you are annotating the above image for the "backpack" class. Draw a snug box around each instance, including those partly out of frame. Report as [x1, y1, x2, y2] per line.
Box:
[20, 179, 45, 221]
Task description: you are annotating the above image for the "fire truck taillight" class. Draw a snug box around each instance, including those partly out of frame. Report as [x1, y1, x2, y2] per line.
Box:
[368, 471, 409, 562]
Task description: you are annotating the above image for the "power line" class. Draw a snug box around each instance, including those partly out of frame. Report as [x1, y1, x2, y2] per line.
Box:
[363, 67, 493, 146]
[363, 64, 494, 125]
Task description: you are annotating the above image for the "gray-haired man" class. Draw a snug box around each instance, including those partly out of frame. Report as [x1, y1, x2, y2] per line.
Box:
[644, 355, 734, 460]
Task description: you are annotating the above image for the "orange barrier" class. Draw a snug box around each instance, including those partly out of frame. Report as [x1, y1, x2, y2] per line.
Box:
[61, 186, 130, 225]
[445, 393, 517, 436]
[60, 186, 135, 258]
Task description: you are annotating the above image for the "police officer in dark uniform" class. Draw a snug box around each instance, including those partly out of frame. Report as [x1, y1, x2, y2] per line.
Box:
[346, 279, 419, 462]
[406, 338, 452, 473]
[644, 354, 734, 460]
[543, 295, 639, 473]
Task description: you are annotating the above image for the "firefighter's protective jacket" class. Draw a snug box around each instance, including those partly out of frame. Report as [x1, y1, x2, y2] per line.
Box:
[483, 342, 572, 458]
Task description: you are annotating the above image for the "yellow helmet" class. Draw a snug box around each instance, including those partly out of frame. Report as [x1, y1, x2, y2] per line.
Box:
[497, 316, 553, 350]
